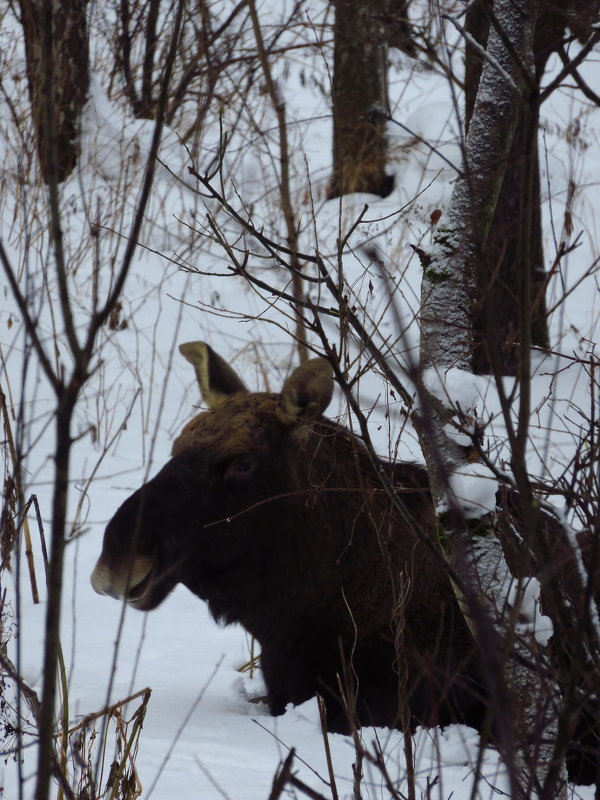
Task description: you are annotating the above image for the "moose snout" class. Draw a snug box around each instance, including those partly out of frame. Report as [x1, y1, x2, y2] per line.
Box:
[90, 559, 121, 599]
[90, 555, 153, 601]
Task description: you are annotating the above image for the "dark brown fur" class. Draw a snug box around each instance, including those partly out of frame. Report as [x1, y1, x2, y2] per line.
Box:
[95, 392, 480, 727]
[92, 345, 598, 784]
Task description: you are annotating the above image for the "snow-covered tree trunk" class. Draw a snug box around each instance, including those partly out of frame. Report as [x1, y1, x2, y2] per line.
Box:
[416, 0, 568, 795]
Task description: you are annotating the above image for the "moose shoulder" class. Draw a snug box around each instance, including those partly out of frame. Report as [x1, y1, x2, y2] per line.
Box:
[91, 342, 598, 784]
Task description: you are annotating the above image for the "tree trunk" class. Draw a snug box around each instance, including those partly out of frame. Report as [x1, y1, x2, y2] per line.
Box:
[466, 0, 600, 375]
[328, 0, 393, 199]
[383, 0, 415, 56]
[465, 0, 550, 374]
[470, 101, 549, 375]
[18, 0, 89, 183]
[417, 0, 568, 793]
[34, 394, 77, 800]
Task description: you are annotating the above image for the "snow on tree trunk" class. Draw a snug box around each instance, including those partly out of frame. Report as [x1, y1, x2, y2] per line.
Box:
[415, 0, 568, 794]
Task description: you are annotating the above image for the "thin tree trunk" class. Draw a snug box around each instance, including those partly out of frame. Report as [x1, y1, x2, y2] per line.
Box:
[8, 4, 187, 797]
[247, 0, 309, 363]
[35, 396, 77, 800]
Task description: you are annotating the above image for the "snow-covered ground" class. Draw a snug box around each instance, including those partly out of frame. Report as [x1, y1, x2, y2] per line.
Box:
[1, 2, 599, 798]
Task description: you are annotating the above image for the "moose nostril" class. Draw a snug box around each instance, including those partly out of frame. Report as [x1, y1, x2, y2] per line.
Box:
[100, 584, 121, 600]
[90, 561, 118, 598]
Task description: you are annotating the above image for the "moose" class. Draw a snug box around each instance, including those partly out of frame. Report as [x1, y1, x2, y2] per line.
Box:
[91, 342, 598, 785]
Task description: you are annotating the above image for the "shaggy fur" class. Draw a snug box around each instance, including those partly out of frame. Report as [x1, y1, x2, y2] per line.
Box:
[95, 392, 482, 730]
[92, 345, 598, 784]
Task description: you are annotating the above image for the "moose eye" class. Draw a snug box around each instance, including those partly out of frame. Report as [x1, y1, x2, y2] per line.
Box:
[224, 457, 258, 482]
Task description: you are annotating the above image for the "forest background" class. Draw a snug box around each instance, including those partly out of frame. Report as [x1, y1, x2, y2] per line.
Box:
[1, 0, 599, 799]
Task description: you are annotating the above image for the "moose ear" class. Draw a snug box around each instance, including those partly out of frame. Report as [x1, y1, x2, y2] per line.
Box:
[179, 341, 247, 408]
[278, 358, 334, 424]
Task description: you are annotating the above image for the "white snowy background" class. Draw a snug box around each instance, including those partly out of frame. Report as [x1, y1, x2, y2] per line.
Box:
[1, 1, 599, 798]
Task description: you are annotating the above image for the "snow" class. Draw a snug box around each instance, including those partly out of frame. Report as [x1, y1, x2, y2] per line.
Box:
[443, 463, 499, 519]
[422, 366, 485, 416]
[506, 577, 555, 648]
[1, 2, 599, 798]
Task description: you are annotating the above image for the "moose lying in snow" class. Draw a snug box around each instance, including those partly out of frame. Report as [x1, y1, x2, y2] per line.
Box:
[92, 342, 599, 785]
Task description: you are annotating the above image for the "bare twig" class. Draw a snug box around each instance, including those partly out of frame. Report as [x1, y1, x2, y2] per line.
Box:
[540, 28, 600, 102]
[246, 0, 308, 362]
[316, 696, 339, 800]
[0, 387, 39, 602]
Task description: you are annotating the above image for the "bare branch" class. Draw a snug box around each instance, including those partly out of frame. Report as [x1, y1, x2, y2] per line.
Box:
[540, 27, 600, 102]
[0, 240, 59, 392]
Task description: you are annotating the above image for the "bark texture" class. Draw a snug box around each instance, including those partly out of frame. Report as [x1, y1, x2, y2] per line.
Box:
[329, 0, 393, 198]
[466, 0, 600, 374]
[418, 0, 568, 793]
[383, 0, 415, 55]
[19, 0, 89, 182]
